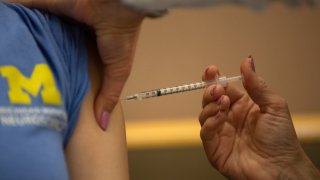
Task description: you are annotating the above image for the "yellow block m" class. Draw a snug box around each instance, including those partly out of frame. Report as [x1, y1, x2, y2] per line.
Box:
[0, 64, 63, 105]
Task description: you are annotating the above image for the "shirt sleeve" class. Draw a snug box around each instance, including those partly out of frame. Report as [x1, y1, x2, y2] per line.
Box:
[43, 15, 91, 145]
[0, 2, 90, 179]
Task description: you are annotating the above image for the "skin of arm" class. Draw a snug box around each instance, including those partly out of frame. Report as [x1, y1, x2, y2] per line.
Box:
[64, 39, 129, 180]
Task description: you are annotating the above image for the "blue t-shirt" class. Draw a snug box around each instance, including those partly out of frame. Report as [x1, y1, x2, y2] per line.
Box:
[0, 2, 89, 179]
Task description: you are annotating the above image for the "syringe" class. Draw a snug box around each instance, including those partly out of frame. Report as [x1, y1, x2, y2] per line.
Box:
[124, 75, 242, 101]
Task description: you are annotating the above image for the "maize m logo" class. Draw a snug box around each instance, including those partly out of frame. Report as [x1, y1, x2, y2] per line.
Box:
[0, 64, 62, 105]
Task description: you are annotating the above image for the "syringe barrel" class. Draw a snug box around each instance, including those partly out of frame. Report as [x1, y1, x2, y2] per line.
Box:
[217, 76, 228, 87]
[159, 82, 206, 96]
[138, 89, 160, 99]
[138, 82, 207, 99]
[124, 75, 242, 101]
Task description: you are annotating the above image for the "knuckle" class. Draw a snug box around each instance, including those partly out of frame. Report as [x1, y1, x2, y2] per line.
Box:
[108, 95, 120, 104]
[202, 88, 211, 107]
[277, 96, 287, 106]
[257, 77, 269, 91]
[274, 96, 289, 110]
[200, 128, 207, 140]
[103, 94, 120, 109]
[198, 112, 205, 126]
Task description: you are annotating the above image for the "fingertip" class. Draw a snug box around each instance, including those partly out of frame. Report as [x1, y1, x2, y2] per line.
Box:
[93, 83, 120, 131]
[240, 56, 277, 111]
[219, 95, 230, 112]
[240, 56, 257, 89]
[94, 106, 107, 131]
[94, 95, 112, 131]
[100, 111, 110, 131]
[203, 84, 226, 108]
[209, 85, 217, 98]
[203, 66, 220, 81]
[249, 55, 256, 73]
[240, 56, 255, 74]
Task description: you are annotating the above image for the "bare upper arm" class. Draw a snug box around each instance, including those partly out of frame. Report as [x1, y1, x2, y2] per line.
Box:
[64, 38, 129, 180]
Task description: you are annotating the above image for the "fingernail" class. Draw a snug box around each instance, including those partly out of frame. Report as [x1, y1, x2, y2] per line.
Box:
[248, 55, 256, 72]
[210, 85, 216, 97]
[100, 111, 110, 130]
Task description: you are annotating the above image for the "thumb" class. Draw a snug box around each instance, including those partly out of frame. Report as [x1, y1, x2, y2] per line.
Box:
[240, 56, 289, 114]
[94, 68, 130, 130]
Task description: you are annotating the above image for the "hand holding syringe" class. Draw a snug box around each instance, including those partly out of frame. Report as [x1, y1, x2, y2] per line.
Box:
[124, 75, 242, 101]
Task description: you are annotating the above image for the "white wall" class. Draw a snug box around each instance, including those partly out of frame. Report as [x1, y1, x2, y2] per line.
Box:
[122, 2, 320, 121]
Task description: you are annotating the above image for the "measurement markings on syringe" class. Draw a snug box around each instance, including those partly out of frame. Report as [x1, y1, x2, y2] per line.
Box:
[124, 75, 242, 101]
[160, 82, 206, 96]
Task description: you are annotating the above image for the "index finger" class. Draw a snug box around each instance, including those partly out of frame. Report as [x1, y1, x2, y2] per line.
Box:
[202, 66, 220, 81]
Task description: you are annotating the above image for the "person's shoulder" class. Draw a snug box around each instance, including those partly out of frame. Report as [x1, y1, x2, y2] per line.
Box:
[0, 2, 44, 20]
[0, 2, 28, 11]
[0, 2, 75, 39]
[0, 2, 60, 42]
[0, 2, 90, 145]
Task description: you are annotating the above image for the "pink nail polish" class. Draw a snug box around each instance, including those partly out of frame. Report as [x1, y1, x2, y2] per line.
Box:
[101, 111, 110, 130]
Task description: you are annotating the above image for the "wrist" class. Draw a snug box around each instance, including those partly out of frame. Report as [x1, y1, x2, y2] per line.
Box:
[278, 149, 320, 180]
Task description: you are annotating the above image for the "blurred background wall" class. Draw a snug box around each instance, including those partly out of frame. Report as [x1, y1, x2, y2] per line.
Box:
[121, 2, 320, 179]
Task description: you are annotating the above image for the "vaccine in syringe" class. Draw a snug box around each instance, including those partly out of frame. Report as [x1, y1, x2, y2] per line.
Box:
[124, 75, 242, 101]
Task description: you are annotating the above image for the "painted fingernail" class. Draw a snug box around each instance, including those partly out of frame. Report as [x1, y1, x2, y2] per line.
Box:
[210, 85, 216, 97]
[248, 55, 256, 72]
[101, 111, 110, 130]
